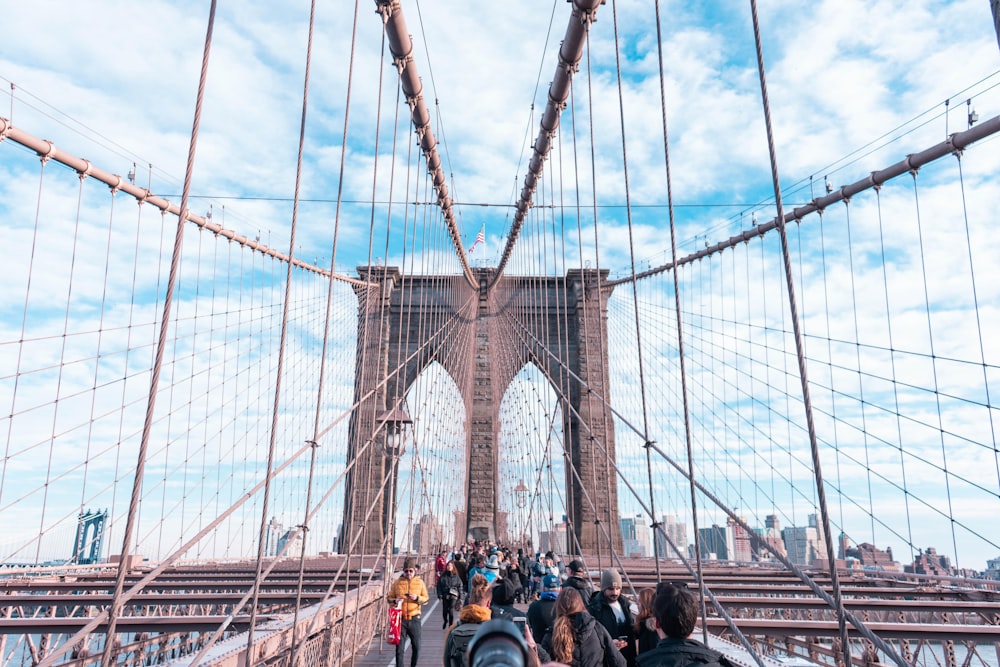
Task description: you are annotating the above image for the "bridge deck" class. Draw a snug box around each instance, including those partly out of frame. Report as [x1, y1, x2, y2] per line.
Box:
[349, 600, 530, 667]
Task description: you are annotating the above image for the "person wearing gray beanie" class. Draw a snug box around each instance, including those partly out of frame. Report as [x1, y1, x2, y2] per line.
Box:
[600, 567, 622, 591]
[589, 568, 636, 667]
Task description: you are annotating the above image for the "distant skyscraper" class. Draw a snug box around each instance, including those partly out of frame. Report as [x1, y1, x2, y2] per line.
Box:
[838, 532, 850, 560]
[985, 556, 1000, 580]
[265, 517, 283, 557]
[620, 514, 650, 557]
[698, 524, 728, 560]
[760, 514, 786, 561]
[276, 528, 303, 558]
[654, 515, 688, 559]
[728, 516, 753, 562]
[634, 516, 651, 557]
[782, 516, 825, 566]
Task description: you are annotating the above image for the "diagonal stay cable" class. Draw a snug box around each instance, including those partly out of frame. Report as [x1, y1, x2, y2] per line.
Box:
[36, 289, 476, 666]
[100, 3, 218, 663]
[497, 306, 910, 667]
[504, 310, 768, 667]
[143, 294, 476, 663]
[190, 451, 404, 666]
[648, 440, 908, 667]
[747, 3, 850, 662]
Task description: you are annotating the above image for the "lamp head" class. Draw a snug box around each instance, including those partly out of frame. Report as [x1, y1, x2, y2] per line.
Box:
[376, 406, 412, 457]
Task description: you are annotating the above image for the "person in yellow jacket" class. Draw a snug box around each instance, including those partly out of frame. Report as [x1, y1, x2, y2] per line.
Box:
[388, 556, 430, 667]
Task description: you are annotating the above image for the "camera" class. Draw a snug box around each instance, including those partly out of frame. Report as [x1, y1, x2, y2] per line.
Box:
[468, 619, 528, 667]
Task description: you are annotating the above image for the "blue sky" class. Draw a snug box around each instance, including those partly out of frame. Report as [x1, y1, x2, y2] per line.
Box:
[2, 1, 1000, 567]
[2, 1, 995, 273]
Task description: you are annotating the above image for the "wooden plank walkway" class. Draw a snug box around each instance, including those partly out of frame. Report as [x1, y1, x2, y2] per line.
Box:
[349, 600, 531, 667]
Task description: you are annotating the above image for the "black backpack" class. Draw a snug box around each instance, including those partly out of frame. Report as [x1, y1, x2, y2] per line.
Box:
[447, 622, 481, 667]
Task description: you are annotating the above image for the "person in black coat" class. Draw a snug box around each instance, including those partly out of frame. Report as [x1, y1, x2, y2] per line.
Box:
[452, 552, 468, 590]
[527, 573, 560, 642]
[634, 587, 659, 655]
[436, 561, 464, 628]
[562, 559, 594, 606]
[588, 569, 637, 667]
[542, 587, 625, 667]
[489, 575, 520, 621]
[637, 583, 734, 667]
[515, 549, 532, 602]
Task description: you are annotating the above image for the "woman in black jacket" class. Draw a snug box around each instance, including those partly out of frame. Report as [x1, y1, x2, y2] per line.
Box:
[635, 587, 659, 655]
[542, 588, 626, 667]
[437, 561, 464, 628]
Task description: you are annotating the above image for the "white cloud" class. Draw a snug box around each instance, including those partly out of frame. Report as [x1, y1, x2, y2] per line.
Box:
[2, 0, 999, 574]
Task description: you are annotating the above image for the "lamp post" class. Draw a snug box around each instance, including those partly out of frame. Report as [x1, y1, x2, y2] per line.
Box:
[514, 479, 529, 548]
[377, 406, 412, 458]
[377, 406, 412, 574]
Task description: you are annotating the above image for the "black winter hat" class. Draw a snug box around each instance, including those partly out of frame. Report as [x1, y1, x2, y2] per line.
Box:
[492, 577, 517, 605]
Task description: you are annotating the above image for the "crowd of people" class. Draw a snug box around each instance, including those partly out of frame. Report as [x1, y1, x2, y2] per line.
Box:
[387, 543, 733, 667]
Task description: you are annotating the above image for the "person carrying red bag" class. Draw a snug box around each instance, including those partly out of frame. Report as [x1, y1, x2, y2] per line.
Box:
[387, 556, 429, 667]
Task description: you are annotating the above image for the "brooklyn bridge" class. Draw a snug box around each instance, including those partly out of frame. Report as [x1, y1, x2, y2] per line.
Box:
[2, 1, 1000, 666]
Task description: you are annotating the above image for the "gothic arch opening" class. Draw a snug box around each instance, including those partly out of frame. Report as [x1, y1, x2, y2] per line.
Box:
[497, 362, 567, 553]
[396, 361, 467, 552]
[344, 267, 621, 554]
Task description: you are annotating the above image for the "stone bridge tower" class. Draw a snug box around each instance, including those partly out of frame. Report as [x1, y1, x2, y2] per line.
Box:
[342, 267, 622, 556]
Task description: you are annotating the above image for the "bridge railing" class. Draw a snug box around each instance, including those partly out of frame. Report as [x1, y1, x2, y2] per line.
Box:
[167, 581, 386, 667]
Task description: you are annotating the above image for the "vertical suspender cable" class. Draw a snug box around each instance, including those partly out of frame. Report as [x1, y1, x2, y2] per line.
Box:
[325, 5, 364, 654]
[746, 2, 850, 665]
[908, 172, 962, 570]
[649, 0, 695, 589]
[871, 191, 915, 555]
[326, 0, 362, 281]
[554, 126, 577, 563]
[350, 22, 388, 607]
[1, 156, 43, 532]
[99, 4, 218, 665]
[607, 0, 654, 571]
[567, 82, 599, 568]
[78, 189, 118, 560]
[843, 201, 879, 545]
[953, 155, 999, 490]
[246, 0, 321, 651]
[279, 0, 321, 655]
[38, 171, 86, 564]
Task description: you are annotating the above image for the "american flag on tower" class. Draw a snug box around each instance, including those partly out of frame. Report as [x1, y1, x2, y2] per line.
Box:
[468, 225, 485, 253]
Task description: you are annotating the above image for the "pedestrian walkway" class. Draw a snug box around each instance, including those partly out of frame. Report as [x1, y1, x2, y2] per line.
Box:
[349, 600, 531, 667]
